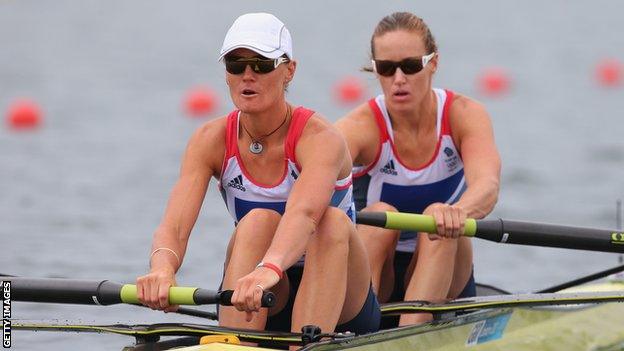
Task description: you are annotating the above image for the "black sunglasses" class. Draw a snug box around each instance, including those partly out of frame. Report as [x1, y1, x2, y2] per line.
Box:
[372, 53, 436, 77]
[224, 56, 290, 75]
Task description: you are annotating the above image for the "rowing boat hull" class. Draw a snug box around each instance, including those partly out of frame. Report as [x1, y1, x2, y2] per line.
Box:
[12, 282, 624, 350]
[184, 282, 624, 351]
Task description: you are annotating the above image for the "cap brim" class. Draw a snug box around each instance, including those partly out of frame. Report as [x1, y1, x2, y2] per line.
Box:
[218, 42, 285, 61]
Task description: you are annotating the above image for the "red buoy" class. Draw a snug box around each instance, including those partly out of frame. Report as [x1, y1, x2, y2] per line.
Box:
[334, 76, 365, 104]
[595, 58, 622, 87]
[478, 67, 510, 97]
[6, 99, 42, 130]
[184, 87, 218, 117]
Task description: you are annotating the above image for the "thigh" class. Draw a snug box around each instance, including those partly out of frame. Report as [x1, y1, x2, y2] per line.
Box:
[225, 208, 281, 270]
[356, 202, 401, 264]
[335, 212, 375, 324]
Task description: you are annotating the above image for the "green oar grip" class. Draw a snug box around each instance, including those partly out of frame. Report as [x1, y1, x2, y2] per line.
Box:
[120, 285, 276, 307]
[379, 212, 477, 236]
[121, 285, 200, 305]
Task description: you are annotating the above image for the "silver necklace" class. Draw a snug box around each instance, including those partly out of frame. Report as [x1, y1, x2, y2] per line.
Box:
[241, 106, 290, 154]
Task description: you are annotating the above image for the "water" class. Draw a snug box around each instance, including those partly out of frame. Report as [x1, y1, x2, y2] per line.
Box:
[1, 0, 623, 349]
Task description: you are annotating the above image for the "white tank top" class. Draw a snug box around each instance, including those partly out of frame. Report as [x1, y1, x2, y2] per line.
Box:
[219, 106, 355, 223]
[353, 89, 466, 252]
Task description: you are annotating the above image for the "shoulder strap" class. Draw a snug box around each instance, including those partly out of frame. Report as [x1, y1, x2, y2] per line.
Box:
[367, 98, 390, 141]
[285, 106, 315, 165]
[440, 89, 455, 135]
[220, 110, 240, 181]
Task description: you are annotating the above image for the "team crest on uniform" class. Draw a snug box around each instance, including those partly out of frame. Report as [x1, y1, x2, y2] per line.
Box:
[444, 147, 459, 172]
[227, 174, 246, 192]
[444, 147, 454, 157]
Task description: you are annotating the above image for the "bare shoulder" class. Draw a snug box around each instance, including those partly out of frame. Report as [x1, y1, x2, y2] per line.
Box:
[297, 112, 351, 174]
[449, 93, 493, 131]
[185, 115, 229, 173]
[335, 102, 376, 133]
[450, 93, 488, 117]
[189, 116, 227, 148]
[336, 102, 378, 147]
[334, 102, 380, 165]
[301, 112, 345, 147]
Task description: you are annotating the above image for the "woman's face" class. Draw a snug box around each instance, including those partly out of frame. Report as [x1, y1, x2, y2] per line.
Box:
[225, 48, 296, 115]
[372, 30, 437, 113]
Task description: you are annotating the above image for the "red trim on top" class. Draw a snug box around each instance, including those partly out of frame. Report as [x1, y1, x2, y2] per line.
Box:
[440, 89, 455, 136]
[368, 99, 390, 141]
[235, 150, 289, 188]
[389, 90, 453, 171]
[285, 106, 314, 170]
[352, 99, 387, 178]
[334, 178, 353, 191]
[219, 110, 241, 183]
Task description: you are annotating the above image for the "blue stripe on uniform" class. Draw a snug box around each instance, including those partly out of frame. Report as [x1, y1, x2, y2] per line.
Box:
[234, 197, 286, 222]
[330, 187, 349, 208]
[379, 170, 465, 214]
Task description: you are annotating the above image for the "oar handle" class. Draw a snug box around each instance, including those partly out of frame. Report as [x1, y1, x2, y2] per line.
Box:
[356, 211, 477, 235]
[121, 285, 275, 307]
[216, 290, 276, 307]
[8, 277, 275, 307]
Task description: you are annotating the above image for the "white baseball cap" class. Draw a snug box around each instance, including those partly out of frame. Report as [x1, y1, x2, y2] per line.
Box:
[218, 13, 293, 61]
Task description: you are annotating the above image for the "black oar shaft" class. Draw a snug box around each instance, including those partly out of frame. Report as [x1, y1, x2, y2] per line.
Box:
[476, 219, 624, 253]
[537, 263, 624, 293]
[356, 211, 624, 253]
[9, 277, 124, 305]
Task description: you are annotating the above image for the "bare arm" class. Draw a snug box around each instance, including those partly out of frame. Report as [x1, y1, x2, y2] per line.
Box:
[262, 115, 349, 270]
[427, 95, 501, 238]
[137, 118, 225, 310]
[230, 115, 352, 314]
[451, 95, 501, 219]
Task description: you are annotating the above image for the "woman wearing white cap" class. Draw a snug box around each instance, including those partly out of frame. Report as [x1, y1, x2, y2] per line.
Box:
[337, 12, 501, 326]
[136, 13, 380, 337]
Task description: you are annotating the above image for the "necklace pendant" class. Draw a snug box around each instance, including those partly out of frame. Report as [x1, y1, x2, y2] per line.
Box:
[249, 141, 263, 154]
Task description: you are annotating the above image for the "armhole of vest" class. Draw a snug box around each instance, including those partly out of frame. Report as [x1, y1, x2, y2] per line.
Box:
[220, 110, 239, 183]
[441, 89, 455, 135]
[354, 99, 387, 178]
[285, 106, 314, 170]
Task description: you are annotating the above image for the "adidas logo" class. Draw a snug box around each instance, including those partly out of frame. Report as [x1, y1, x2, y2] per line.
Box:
[444, 147, 454, 157]
[380, 160, 398, 176]
[227, 175, 246, 192]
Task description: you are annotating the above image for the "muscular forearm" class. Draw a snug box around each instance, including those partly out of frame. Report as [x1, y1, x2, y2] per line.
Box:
[454, 177, 499, 219]
[149, 226, 189, 273]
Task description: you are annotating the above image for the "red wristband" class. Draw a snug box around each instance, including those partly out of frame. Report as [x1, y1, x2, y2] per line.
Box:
[256, 262, 283, 280]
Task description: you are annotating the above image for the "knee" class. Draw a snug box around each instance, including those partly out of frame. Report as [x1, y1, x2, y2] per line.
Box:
[315, 207, 353, 246]
[239, 208, 281, 225]
[358, 202, 399, 244]
[363, 202, 398, 213]
[235, 208, 281, 241]
[420, 235, 459, 254]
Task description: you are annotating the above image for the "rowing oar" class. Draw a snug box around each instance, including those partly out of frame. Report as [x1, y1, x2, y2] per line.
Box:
[380, 289, 624, 315]
[6, 277, 275, 307]
[356, 211, 624, 253]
